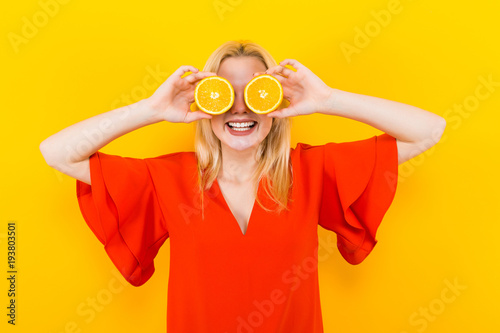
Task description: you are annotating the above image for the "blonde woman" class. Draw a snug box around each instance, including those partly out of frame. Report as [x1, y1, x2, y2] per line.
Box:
[40, 40, 446, 332]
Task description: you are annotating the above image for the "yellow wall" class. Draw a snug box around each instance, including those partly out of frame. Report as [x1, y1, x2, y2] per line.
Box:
[2, 0, 498, 332]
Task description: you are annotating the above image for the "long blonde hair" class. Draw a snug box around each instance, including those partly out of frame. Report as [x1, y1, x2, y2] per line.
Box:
[194, 40, 293, 219]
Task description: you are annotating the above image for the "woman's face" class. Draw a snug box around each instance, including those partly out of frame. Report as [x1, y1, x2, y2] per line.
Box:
[211, 56, 273, 152]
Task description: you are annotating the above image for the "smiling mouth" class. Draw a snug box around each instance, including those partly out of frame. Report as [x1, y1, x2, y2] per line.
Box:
[225, 121, 257, 131]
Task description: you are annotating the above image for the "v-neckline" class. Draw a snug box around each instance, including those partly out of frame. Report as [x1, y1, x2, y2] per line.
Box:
[213, 177, 260, 237]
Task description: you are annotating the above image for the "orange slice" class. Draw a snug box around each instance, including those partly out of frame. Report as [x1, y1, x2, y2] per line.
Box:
[244, 74, 283, 114]
[194, 76, 234, 115]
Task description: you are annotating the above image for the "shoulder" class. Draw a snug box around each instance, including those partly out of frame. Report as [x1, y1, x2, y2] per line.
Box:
[290, 141, 337, 165]
[290, 142, 326, 157]
[291, 136, 382, 158]
[133, 151, 199, 201]
[146, 150, 196, 164]
[289, 143, 328, 181]
[289, 136, 379, 170]
[144, 151, 198, 185]
[145, 151, 197, 171]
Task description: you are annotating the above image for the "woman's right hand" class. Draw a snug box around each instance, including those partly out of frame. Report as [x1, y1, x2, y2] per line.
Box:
[147, 65, 216, 123]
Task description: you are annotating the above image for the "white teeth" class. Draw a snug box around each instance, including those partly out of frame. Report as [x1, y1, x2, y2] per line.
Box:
[228, 121, 256, 128]
[232, 127, 252, 131]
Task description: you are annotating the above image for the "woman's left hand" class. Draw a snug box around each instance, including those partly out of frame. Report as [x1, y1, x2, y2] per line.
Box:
[255, 59, 334, 118]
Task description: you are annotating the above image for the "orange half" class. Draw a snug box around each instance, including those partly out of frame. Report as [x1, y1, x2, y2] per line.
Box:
[194, 76, 234, 115]
[244, 74, 283, 114]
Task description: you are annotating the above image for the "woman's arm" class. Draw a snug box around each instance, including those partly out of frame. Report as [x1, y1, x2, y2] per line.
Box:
[40, 65, 215, 185]
[39, 100, 161, 185]
[321, 88, 446, 165]
[264, 59, 446, 165]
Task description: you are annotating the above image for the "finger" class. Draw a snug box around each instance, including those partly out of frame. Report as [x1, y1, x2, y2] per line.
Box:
[266, 108, 293, 119]
[185, 71, 217, 84]
[175, 65, 199, 78]
[267, 72, 285, 84]
[279, 59, 303, 70]
[264, 65, 280, 75]
[185, 111, 212, 123]
[266, 65, 294, 78]
[253, 71, 266, 77]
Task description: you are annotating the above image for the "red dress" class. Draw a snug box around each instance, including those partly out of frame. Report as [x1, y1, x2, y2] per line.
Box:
[76, 133, 398, 332]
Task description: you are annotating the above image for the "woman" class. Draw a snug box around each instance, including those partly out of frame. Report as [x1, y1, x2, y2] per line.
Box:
[40, 40, 446, 332]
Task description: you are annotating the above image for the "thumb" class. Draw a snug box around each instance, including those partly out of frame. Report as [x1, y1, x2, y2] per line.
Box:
[267, 107, 294, 119]
[185, 111, 213, 123]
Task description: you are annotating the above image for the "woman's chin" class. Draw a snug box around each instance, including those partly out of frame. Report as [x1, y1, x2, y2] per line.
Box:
[221, 138, 260, 152]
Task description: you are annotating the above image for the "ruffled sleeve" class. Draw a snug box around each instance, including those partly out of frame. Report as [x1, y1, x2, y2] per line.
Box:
[319, 133, 398, 264]
[76, 151, 169, 286]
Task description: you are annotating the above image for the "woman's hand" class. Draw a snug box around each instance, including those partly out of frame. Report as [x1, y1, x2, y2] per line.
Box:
[255, 59, 334, 118]
[147, 65, 216, 123]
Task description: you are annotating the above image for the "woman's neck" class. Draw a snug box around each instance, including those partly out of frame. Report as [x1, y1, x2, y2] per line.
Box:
[219, 144, 259, 184]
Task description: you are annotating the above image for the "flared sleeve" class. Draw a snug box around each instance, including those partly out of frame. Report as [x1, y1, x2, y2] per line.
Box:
[76, 151, 169, 286]
[319, 133, 398, 264]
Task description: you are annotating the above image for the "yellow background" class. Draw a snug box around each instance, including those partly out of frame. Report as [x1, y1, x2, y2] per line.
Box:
[2, 0, 499, 332]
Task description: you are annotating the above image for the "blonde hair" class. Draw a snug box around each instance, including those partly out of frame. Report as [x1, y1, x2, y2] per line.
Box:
[194, 40, 293, 219]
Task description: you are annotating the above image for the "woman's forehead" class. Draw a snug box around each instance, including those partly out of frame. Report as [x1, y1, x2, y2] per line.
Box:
[217, 57, 267, 84]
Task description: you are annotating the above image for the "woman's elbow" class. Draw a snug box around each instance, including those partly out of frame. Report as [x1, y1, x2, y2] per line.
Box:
[39, 138, 61, 169]
[433, 115, 447, 144]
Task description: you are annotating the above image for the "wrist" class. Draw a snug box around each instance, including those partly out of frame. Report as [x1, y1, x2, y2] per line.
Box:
[139, 98, 165, 124]
[318, 88, 341, 116]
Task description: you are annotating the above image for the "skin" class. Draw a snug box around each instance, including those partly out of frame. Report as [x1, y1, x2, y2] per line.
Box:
[39, 56, 446, 235]
[211, 56, 274, 184]
[263, 59, 446, 166]
[208, 57, 276, 234]
[210, 57, 446, 234]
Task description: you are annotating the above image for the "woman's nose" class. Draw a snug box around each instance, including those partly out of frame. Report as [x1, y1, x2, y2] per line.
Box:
[230, 91, 249, 114]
